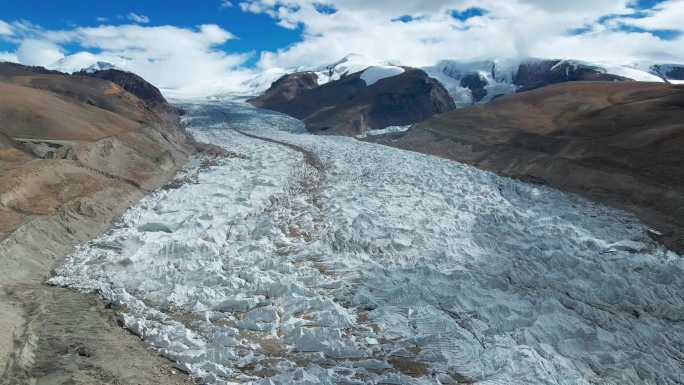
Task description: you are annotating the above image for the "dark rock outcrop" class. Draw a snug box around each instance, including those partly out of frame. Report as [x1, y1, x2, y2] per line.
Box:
[651, 64, 684, 81]
[514, 60, 629, 91]
[460, 73, 488, 102]
[667, 66, 684, 80]
[249, 72, 319, 109]
[250, 67, 455, 136]
[370, 81, 684, 252]
[77, 68, 175, 113]
[0, 62, 63, 77]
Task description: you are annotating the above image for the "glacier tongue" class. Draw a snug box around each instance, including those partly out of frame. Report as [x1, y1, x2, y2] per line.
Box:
[51, 100, 684, 385]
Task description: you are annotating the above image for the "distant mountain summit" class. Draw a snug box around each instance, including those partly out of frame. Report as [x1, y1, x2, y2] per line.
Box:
[82, 61, 119, 74]
[423, 58, 684, 106]
[76, 67, 173, 113]
[249, 66, 455, 136]
[246, 55, 684, 107]
[651, 64, 684, 82]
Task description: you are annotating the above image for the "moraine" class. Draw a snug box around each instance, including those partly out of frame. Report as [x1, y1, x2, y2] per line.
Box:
[51, 99, 684, 385]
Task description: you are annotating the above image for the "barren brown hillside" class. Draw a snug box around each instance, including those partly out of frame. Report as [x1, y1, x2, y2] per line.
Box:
[0, 67, 192, 238]
[0, 64, 194, 385]
[0, 82, 140, 140]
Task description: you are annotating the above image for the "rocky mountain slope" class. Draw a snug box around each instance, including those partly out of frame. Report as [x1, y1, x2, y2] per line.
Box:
[370, 81, 684, 252]
[0, 62, 194, 384]
[249, 71, 319, 109]
[77, 67, 180, 115]
[249, 67, 455, 136]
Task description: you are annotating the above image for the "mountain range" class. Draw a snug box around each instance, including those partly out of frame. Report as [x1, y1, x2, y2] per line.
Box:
[245, 54, 684, 106]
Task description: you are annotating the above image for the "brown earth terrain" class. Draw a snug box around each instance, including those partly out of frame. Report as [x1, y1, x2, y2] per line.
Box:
[370, 81, 684, 253]
[0, 63, 196, 384]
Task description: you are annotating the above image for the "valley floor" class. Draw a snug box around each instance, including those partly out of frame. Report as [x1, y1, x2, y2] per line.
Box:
[50, 100, 683, 385]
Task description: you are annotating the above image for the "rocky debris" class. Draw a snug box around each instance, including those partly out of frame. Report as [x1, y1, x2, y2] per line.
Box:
[0, 132, 18, 150]
[13, 139, 75, 160]
[369, 81, 684, 253]
[250, 67, 455, 136]
[192, 140, 238, 158]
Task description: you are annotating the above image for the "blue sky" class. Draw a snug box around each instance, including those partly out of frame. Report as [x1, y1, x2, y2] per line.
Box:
[1, 0, 682, 94]
[0, 0, 302, 66]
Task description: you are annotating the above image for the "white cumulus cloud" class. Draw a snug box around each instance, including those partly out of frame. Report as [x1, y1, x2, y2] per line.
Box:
[0, 19, 255, 96]
[0, 20, 13, 35]
[17, 39, 64, 66]
[0, 51, 18, 62]
[240, 0, 684, 70]
[622, 0, 684, 30]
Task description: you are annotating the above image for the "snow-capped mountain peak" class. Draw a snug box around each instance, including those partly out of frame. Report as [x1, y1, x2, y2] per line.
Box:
[312, 53, 380, 84]
[82, 61, 120, 73]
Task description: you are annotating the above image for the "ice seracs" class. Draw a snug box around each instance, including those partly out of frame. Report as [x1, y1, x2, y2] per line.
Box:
[51, 100, 684, 385]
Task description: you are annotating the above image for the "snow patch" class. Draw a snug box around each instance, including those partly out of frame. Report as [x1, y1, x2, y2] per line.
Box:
[360, 66, 405, 86]
[312, 53, 375, 84]
[356, 125, 412, 138]
[423, 59, 518, 107]
[604, 65, 664, 82]
[83, 61, 119, 73]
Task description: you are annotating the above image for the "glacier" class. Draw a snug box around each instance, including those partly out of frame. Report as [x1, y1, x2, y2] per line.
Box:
[50, 100, 684, 385]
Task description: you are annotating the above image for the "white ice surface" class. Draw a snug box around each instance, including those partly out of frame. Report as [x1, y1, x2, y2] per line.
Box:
[602, 65, 664, 82]
[51, 100, 684, 385]
[360, 66, 406, 86]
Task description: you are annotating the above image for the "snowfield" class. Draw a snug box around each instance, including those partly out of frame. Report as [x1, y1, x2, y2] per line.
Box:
[51, 101, 684, 385]
[360, 66, 406, 86]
